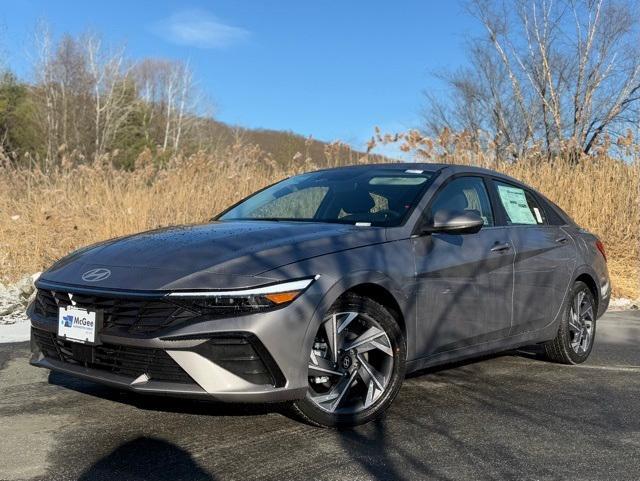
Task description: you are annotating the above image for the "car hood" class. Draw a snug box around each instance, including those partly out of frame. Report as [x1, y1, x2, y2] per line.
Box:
[39, 221, 386, 291]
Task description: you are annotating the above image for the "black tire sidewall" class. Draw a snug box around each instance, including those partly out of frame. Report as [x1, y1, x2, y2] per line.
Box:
[295, 294, 407, 428]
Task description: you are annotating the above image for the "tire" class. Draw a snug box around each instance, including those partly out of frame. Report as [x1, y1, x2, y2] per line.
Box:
[543, 281, 597, 364]
[293, 293, 406, 428]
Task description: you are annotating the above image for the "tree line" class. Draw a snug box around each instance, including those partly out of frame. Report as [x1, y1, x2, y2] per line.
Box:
[0, 27, 370, 170]
[0, 28, 213, 168]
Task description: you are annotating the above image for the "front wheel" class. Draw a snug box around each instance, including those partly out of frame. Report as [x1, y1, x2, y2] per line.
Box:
[293, 293, 406, 427]
[543, 281, 597, 364]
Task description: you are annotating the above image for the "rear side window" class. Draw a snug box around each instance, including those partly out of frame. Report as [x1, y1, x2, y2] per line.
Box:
[538, 196, 568, 225]
[429, 176, 494, 226]
[494, 181, 547, 225]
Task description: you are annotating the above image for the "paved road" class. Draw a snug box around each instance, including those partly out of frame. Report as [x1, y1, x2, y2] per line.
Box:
[1, 311, 639, 481]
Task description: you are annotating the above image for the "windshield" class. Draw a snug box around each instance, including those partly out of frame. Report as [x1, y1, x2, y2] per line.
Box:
[217, 167, 437, 227]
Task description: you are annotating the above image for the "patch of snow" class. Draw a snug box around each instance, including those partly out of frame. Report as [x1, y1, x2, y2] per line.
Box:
[609, 297, 640, 311]
[0, 317, 31, 343]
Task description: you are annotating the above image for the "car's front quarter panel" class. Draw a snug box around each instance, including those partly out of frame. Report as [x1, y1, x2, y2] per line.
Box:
[262, 236, 419, 366]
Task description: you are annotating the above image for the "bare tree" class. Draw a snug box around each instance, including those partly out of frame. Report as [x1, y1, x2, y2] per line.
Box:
[132, 59, 196, 152]
[424, 40, 533, 159]
[173, 61, 193, 151]
[134, 58, 171, 144]
[32, 27, 142, 162]
[29, 25, 204, 164]
[86, 34, 134, 157]
[33, 28, 98, 158]
[33, 22, 58, 162]
[425, 0, 640, 158]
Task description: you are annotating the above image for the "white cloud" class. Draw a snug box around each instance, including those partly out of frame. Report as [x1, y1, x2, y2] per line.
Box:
[152, 10, 249, 49]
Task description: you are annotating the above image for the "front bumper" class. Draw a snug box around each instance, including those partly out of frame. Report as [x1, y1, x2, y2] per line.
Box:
[30, 327, 306, 402]
[28, 283, 326, 403]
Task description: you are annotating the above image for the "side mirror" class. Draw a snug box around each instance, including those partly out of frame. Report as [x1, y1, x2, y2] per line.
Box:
[422, 209, 484, 235]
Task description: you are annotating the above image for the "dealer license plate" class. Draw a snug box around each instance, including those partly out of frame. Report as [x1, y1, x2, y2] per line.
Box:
[58, 305, 102, 344]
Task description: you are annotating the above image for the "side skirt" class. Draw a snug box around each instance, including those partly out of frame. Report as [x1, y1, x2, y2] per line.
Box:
[405, 321, 558, 374]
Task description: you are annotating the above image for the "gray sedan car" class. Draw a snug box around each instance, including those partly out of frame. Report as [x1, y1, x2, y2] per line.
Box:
[28, 163, 610, 427]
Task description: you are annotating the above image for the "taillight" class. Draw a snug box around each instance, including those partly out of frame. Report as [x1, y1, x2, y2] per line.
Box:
[595, 239, 607, 262]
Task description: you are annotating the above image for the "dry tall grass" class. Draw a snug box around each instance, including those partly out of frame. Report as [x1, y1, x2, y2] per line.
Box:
[499, 159, 639, 299]
[0, 141, 367, 283]
[1, 135, 638, 299]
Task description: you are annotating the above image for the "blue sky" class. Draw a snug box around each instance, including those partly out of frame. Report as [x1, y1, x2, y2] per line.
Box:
[0, 1, 480, 152]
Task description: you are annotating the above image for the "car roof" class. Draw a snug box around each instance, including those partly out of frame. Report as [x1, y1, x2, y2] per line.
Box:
[311, 162, 526, 185]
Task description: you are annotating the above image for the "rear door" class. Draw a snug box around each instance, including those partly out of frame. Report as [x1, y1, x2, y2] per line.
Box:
[413, 176, 514, 356]
[490, 180, 576, 335]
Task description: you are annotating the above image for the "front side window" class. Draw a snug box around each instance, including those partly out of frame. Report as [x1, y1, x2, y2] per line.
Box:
[218, 168, 437, 227]
[495, 181, 547, 225]
[429, 176, 494, 226]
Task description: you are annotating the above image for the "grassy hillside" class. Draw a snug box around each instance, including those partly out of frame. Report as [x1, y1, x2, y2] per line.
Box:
[194, 118, 378, 168]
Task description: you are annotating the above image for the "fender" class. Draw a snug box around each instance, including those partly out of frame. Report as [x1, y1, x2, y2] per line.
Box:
[572, 264, 600, 293]
[300, 270, 415, 368]
[571, 263, 609, 317]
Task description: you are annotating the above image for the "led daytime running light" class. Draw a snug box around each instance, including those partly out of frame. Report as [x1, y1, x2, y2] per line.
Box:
[165, 277, 317, 299]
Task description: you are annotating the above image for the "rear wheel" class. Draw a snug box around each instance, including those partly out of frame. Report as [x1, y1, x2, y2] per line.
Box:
[543, 281, 596, 364]
[293, 293, 406, 427]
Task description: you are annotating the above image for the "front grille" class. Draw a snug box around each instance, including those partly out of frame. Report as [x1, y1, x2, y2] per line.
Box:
[34, 289, 199, 335]
[32, 328, 194, 384]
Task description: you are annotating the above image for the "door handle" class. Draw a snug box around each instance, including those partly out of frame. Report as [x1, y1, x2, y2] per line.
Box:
[491, 242, 511, 253]
[555, 236, 568, 244]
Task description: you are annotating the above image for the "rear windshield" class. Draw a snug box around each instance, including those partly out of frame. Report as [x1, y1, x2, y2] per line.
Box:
[218, 168, 437, 227]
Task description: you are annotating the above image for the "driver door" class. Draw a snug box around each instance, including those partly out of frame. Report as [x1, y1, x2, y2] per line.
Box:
[412, 176, 514, 356]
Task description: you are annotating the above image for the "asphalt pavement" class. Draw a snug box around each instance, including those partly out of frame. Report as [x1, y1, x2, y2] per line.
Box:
[1, 311, 639, 481]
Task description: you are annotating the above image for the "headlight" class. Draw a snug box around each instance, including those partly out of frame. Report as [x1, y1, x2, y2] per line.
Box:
[165, 277, 318, 315]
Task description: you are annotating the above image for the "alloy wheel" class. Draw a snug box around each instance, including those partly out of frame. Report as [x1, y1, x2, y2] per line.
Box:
[307, 311, 394, 414]
[568, 290, 594, 355]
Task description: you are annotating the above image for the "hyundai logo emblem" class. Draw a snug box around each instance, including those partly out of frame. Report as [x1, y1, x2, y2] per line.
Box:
[81, 268, 112, 282]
